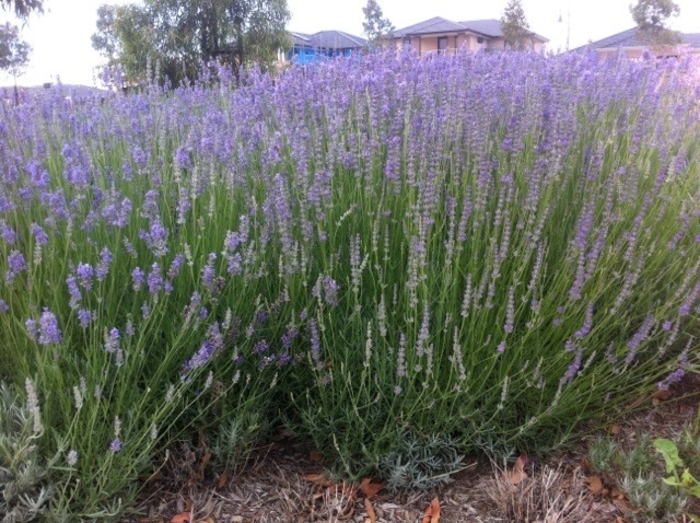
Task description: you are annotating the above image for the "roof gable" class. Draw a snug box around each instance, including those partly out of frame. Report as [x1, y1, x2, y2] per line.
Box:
[393, 17, 467, 37]
[680, 33, 700, 47]
[575, 28, 700, 51]
[311, 30, 367, 48]
[393, 17, 547, 42]
[290, 30, 367, 50]
[458, 19, 503, 37]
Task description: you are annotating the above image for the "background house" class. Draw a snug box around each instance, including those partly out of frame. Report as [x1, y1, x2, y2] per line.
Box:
[390, 17, 548, 55]
[573, 28, 700, 59]
[286, 31, 367, 64]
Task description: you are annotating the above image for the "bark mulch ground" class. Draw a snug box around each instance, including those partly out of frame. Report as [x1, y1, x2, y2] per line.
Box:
[126, 373, 700, 523]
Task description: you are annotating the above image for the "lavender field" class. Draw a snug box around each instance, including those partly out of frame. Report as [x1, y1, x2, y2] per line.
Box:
[1, 50, 700, 520]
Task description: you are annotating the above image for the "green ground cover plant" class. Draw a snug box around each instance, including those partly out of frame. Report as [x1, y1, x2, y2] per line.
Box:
[586, 433, 688, 521]
[0, 49, 699, 520]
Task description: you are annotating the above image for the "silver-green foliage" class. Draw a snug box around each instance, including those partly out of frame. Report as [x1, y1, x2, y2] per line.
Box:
[587, 433, 688, 522]
[621, 474, 687, 522]
[379, 429, 465, 491]
[0, 381, 57, 523]
[586, 436, 619, 474]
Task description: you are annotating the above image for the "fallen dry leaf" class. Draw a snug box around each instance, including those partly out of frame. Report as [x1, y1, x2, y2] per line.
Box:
[171, 512, 190, 523]
[360, 478, 384, 500]
[216, 471, 228, 490]
[422, 497, 441, 523]
[198, 430, 211, 477]
[611, 486, 626, 500]
[653, 388, 673, 401]
[303, 472, 334, 487]
[310, 450, 323, 462]
[580, 456, 591, 474]
[503, 454, 529, 485]
[429, 497, 441, 523]
[364, 498, 377, 523]
[586, 475, 604, 495]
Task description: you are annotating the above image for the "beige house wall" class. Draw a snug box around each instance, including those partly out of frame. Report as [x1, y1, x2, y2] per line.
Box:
[485, 37, 547, 53]
[456, 34, 471, 51]
[389, 32, 547, 55]
[595, 46, 700, 60]
[596, 48, 645, 60]
[485, 38, 505, 51]
[420, 36, 438, 53]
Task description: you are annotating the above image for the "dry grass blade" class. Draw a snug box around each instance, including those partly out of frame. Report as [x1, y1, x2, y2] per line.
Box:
[488, 463, 597, 523]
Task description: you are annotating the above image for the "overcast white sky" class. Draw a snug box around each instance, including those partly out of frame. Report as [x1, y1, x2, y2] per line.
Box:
[1, 0, 699, 87]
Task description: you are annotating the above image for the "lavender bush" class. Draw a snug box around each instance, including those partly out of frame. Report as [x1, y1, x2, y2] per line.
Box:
[0, 49, 699, 516]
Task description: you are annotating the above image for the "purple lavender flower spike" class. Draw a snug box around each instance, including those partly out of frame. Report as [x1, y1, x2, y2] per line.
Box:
[201, 253, 217, 292]
[77, 309, 92, 328]
[110, 438, 123, 453]
[254, 339, 270, 355]
[38, 310, 62, 345]
[0, 221, 18, 245]
[139, 219, 168, 257]
[183, 340, 216, 372]
[105, 328, 120, 353]
[6, 250, 27, 283]
[66, 276, 81, 309]
[147, 263, 164, 294]
[76, 263, 94, 291]
[167, 253, 184, 279]
[625, 315, 655, 365]
[96, 248, 112, 281]
[132, 267, 145, 291]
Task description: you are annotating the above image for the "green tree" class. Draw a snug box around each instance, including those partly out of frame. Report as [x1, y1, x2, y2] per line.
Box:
[92, 0, 290, 88]
[630, 0, 681, 46]
[0, 21, 31, 104]
[362, 0, 394, 47]
[0, 0, 42, 18]
[0, 21, 31, 76]
[500, 0, 532, 50]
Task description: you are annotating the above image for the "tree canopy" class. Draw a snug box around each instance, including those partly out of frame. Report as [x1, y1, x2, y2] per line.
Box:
[630, 0, 681, 46]
[501, 0, 532, 50]
[0, 0, 42, 18]
[92, 0, 291, 88]
[362, 0, 394, 47]
[0, 21, 31, 78]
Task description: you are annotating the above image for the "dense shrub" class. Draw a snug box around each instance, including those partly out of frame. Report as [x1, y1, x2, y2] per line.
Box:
[0, 49, 699, 517]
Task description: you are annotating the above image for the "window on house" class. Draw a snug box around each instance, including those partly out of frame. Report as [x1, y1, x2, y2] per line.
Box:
[403, 37, 412, 48]
[438, 36, 448, 53]
[477, 37, 484, 44]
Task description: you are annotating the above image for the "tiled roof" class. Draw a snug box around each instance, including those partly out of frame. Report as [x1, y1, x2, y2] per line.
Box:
[311, 30, 367, 49]
[290, 32, 311, 46]
[574, 28, 700, 51]
[458, 19, 503, 37]
[290, 30, 367, 50]
[392, 17, 467, 37]
[681, 33, 700, 47]
[393, 17, 547, 42]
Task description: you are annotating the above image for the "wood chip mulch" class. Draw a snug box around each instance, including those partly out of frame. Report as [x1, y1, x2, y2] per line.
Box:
[123, 373, 700, 523]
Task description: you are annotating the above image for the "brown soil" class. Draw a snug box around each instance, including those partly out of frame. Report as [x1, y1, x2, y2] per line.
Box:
[126, 373, 700, 523]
